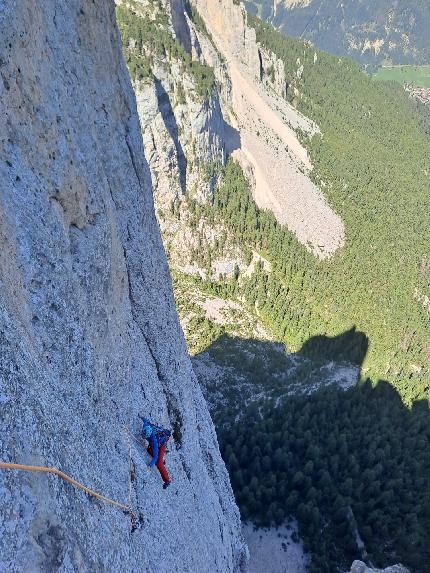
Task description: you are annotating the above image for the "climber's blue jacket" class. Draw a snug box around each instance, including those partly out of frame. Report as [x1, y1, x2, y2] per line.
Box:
[148, 431, 158, 468]
[142, 418, 158, 467]
[141, 417, 172, 485]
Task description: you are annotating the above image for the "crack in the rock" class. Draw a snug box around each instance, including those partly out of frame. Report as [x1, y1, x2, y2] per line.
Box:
[103, 145, 184, 448]
[125, 131, 144, 189]
[122, 245, 184, 448]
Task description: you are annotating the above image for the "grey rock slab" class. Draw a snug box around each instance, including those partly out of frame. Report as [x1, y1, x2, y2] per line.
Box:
[0, 1, 247, 571]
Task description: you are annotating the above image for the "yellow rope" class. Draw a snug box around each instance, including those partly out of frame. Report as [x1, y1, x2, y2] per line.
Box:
[0, 461, 130, 511]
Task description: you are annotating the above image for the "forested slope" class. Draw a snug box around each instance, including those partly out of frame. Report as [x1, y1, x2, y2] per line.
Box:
[243, 0, 430, 69]
[188, 14, 430, 402]
[114, 2, 430, 570]
[192, 17, 430, 569]
[117, 0, 430, 401]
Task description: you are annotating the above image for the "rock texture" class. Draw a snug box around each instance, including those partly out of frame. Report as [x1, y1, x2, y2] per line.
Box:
[0, 1, 247, 572]
[123, 0, 227, 204]
[136, 74, 226, 203]
[243, 523, 308, 573]
[192, 0, 285, 92]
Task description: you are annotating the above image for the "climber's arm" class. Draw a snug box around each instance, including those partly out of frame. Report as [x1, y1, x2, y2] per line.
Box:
[149, 432, 158, 468]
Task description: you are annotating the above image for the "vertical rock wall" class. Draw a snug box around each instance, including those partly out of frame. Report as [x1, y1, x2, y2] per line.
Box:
[0, 1, 247, 571]
[190, 0, 286, 95]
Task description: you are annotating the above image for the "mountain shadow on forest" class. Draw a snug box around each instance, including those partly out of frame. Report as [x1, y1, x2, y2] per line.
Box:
[198, 329, 430, 573]
[298, 325, 368, 366]
[198, 326, 369, 373]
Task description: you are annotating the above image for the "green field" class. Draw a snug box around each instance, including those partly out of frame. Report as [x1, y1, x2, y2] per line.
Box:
[373, 65, 430, 87]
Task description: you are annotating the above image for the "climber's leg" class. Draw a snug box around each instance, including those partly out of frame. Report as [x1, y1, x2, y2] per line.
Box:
[156, 442, 170, 484]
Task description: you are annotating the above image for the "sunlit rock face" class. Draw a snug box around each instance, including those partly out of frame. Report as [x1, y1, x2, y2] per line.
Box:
[192, 0, 286, 90]
[0, 1, 247, 571]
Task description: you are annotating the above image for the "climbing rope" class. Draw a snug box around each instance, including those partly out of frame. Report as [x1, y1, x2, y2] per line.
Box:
[124, 425, 147, 450]
[0, 461, 130, 511]
[0, 427, 149, 530]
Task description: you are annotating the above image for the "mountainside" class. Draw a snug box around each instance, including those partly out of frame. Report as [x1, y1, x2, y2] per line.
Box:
[121, 0, 430, 399]
[117, 0, 429, 571]
[243, 0, 430, 69]
[244, 15, 430, 397]
[0, 2, 247, 571]
[117, 0, 344, 260]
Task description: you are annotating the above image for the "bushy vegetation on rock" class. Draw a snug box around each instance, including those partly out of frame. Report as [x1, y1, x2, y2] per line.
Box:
[116, 3, 215, 98]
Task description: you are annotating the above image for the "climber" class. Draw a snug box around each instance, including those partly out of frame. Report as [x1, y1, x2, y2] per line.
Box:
[141, 417, 172, 489]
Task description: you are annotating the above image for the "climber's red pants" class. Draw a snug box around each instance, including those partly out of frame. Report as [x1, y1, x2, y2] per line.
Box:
[147, 440, 170, 483]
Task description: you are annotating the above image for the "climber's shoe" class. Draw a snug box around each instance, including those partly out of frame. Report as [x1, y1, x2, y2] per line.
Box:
[163, 481, 171, 490]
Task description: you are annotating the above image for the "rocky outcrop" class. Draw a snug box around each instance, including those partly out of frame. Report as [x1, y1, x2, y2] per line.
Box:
[191, 0, 286, 97]
[350, 561, 410, 573]
[135, 65, 227, 206]
[192, 0, 260, 72]
[0, 1, 247, 571]
[189, 19, 233, 104]
[120, 0, 228, 206]
[258, 46, 288, 98]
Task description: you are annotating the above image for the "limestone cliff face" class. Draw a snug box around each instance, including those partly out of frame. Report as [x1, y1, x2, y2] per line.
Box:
[191, 0, 286, 97]
[136, 72, 226, 205]
[193, 0, 260, 72]
[123, 0, 286, 222]
[115, 0, 242, 279]
[118, 0, 228, 208]
[0, 2, 247, 572]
